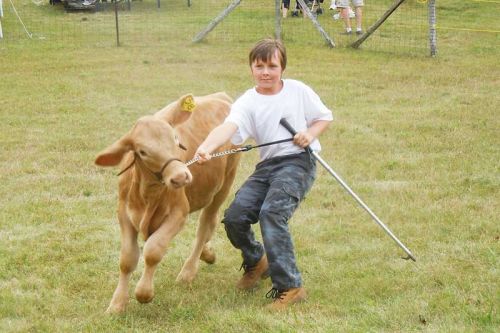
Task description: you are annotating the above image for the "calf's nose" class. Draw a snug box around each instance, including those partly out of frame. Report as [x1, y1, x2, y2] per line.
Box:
[169, 171, 191, 188]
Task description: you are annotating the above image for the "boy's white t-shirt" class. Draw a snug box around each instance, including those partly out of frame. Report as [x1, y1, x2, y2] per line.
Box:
[225, 79, 333, 161]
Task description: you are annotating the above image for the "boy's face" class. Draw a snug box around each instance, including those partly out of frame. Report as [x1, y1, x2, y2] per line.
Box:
[251, 50, 284, 95]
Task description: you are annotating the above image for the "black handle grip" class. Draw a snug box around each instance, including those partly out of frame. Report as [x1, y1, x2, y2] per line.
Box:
[279, 118, 313, 153]
[279, 118, 298, 136]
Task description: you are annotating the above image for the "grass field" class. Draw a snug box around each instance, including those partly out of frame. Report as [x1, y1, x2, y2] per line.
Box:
[0, 0, 498, 332]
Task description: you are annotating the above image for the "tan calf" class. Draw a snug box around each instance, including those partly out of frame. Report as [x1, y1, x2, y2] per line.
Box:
[95, 92, 239, 314]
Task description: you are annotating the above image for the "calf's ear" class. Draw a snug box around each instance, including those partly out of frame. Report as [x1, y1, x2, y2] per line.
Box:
[95, 136, 132, 167]
[157, 94, 195, 127]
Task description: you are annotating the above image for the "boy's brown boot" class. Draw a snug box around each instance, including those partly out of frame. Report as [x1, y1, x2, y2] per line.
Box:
[236, 254, 269, 290]
[266, 287, 307, 311]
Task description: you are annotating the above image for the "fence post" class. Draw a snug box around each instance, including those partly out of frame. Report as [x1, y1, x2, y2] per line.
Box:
[296, 0, 335, 47]
[351, 0, 406, 48]
[192, 0, 242, 43]
[115, 0, 120, 46]
[428, 0, 437, 57]
[0, 0, 3, 39]
[275, 0, 281, 40]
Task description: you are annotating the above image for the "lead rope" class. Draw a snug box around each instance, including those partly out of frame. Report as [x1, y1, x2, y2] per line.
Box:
[185, 138, 294, 167]
[186, 147, 246, 166]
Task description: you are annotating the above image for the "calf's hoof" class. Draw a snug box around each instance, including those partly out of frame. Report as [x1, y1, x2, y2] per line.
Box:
[106, 302, 128, 314]
[200, 249, 216, 264]
[135, 287, 154, 304]
[176, 270, 196, 284]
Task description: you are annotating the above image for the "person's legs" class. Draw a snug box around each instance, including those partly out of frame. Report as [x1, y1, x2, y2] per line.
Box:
[355, 6, 363, 32]
[295, 0, 306, 18]
[282, 0, 290, 18]
[352, 0, 364, 33]
[259, 184, 302, 289]
[341, 8, 352, 31]
[258, 153, 316, 291]
[336, 0, 352, 32]
[258, 153, 316, 310]
[222, 172, 269, 267]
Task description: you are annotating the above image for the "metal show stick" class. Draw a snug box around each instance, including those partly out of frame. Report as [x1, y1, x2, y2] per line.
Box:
[280, 118, 416, 262]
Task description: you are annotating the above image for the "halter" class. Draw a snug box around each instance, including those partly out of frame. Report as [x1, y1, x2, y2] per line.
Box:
[117, 140, 187, 185]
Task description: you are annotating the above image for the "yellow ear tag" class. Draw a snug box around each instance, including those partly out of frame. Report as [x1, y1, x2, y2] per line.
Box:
[181, 96, 196, 113]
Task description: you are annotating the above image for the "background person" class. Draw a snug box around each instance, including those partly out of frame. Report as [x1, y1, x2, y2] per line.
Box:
[338, 0, 364, 35]
[282, 0, 291, 18]
[281, 0, 303, 18]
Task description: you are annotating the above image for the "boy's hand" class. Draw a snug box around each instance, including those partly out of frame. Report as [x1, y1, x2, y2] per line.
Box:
[193, 122, 238, 164]
[293, 131, 314, 148]
[194, 147, 212, 164]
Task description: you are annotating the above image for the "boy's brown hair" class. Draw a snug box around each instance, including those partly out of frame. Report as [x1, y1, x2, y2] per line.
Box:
[248, 38, 287, 70]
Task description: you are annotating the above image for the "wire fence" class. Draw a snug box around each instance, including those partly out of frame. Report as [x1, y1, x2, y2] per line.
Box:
[1, 0, 435, 54]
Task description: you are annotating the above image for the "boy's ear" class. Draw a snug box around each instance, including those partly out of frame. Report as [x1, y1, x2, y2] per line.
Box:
[95, 135, 132, 167]
[156, 94, 195, 127]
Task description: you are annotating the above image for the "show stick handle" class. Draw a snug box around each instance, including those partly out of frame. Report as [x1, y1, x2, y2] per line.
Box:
[279, 118, 298, 136]
[279, 118, 313, 153]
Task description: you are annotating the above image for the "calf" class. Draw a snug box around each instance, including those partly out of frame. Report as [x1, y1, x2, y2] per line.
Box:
[95, 92, 239, 313]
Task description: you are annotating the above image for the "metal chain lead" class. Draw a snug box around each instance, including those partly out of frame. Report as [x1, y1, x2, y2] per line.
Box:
[184, 138, 293, 167]
[185, 148, 247, 166]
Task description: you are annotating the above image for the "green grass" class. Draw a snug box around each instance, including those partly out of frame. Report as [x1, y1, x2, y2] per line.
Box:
[0, 0, 499, 332]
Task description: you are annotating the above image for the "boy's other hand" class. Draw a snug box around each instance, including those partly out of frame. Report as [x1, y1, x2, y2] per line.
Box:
[293, 131, 314, 148]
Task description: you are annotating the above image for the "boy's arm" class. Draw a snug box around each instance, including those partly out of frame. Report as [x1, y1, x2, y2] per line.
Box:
[294, 120, 331, 148]
[195, 122, 238, 163]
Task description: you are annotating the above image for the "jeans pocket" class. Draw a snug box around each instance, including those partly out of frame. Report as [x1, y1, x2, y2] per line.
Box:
[282, 182, 301, 203]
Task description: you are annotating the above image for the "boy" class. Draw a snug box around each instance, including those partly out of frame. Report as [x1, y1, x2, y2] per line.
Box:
[194, 38, 333, 310]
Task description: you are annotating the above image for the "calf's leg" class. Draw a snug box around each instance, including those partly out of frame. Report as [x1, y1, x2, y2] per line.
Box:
[176, 208, 218, 283]
[176, 168, 236, 283]
[106, 212, 139, 314]
[135, 215, 186, 303]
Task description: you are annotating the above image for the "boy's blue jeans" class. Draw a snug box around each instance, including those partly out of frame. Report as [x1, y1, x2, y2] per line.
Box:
[222, 152, 316, 290]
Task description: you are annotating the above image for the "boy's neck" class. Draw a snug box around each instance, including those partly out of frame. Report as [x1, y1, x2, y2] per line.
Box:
[256, 79, 284, 96]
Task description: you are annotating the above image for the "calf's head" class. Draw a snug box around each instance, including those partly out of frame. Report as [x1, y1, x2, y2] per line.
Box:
[95, 94, 195, 189]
